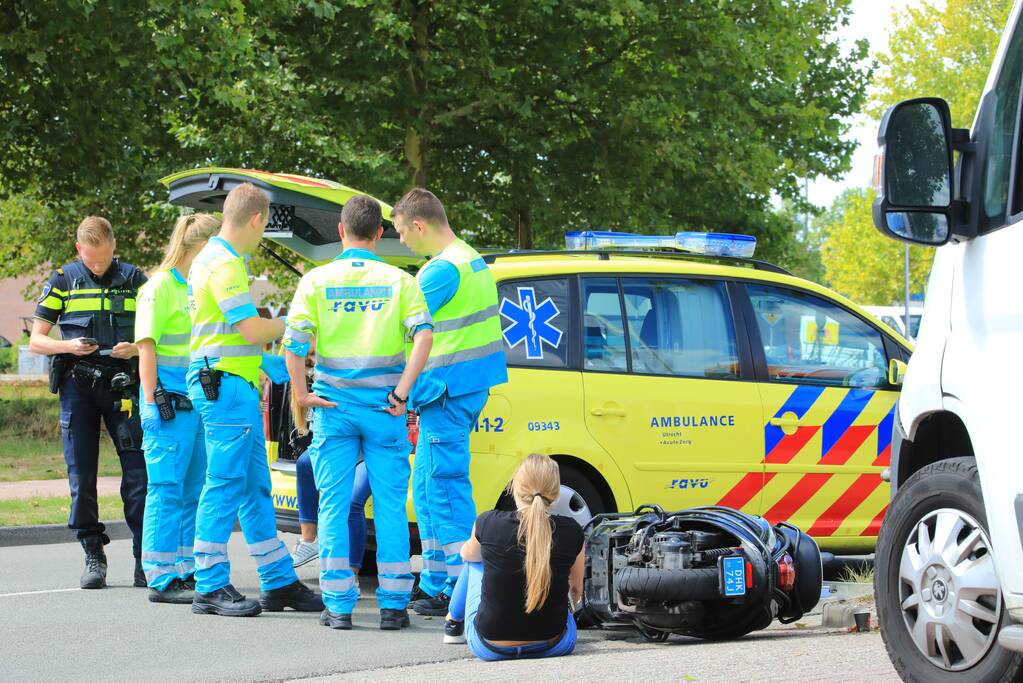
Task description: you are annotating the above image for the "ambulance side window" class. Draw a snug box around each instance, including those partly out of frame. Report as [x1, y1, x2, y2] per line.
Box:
[581, 277, 628, 373]
[747, 284, 888, 388]
[497, 278, 571, 368]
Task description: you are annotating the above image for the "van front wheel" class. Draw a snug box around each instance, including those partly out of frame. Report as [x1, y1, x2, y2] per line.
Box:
[875, 457, 1023, 682]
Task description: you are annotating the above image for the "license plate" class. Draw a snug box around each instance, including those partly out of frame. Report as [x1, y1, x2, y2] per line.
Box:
[722, 555, 747, 597]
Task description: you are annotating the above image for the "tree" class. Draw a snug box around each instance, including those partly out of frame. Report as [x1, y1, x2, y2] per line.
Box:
[820, 187, 933, 304]
[873, 0, 1013, 127]
[0, 0, 872, 281]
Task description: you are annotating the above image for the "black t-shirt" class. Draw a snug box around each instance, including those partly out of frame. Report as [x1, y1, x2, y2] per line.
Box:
[474, 509, 584, 642]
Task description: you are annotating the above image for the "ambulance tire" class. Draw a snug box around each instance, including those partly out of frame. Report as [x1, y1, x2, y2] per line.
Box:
[875, 457, 1023, 683]
[557, 464, 605, 529]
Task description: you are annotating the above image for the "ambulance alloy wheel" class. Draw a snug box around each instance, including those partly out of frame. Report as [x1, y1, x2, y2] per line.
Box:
[551, 464, 604, 529]
[875, 457, 1023, 683]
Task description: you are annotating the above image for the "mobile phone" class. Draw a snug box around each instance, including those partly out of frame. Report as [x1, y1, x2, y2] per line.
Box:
[79, 337, 99, 346]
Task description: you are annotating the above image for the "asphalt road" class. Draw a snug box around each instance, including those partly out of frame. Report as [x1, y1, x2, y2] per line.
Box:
[0, 534, 900, 682]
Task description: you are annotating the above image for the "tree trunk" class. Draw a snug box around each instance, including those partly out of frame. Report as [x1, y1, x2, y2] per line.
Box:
[515, 206, 533, 249]
[404, 0, 430, 188]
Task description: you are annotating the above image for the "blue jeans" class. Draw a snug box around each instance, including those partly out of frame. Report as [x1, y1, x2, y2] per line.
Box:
[412, 389, 489, 597]
[295, 453, 370, 568]
[449, 562, 577, 662]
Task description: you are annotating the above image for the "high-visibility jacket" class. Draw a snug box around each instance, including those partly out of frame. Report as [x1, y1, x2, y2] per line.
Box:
[413, 238, 507, 404]
[187, 236, 263, 386]
[42, 259, 143, 354]
[135, 268, 191, 395]
[283, 248, 432, 407]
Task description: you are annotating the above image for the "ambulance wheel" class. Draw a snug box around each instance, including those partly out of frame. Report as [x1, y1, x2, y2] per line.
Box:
[875, 457, 1023, 683]
[553, 464, 604, 529]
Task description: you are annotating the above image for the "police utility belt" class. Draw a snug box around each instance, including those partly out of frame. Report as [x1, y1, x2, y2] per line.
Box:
[50, 357, 137, 394]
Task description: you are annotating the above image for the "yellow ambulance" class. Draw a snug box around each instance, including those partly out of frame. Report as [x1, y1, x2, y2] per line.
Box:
[164, 168, 910, 557]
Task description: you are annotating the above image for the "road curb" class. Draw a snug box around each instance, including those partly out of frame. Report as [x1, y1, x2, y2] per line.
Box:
[0, 520, 131, 547]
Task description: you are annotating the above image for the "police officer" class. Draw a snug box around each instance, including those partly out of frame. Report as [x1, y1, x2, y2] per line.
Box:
[284, 194, 433, 631]
[135, 213, 221, 603]
[29, 216, 148, 589]
[187, 183, 322, 617]
[390, 189, 508, 615]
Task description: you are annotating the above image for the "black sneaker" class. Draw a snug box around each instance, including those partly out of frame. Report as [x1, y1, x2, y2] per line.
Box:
[133, 558, 147, 588]
[319, 609, 353, 630]
[148, 578, 195, 605]
[259, 579, 323, 612]
[181, 576, 196, 591]
[411, 592, 450, 616]
[443, 619, 465, 644]
[407, 584, 430, 606]
[380, 608, 411, 630]
[79, 539, 107, 590]
[192, 584, 262, 617]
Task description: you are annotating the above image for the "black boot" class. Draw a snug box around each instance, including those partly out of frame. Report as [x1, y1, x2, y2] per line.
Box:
[380, 608, 411, 630]
[80, 537, 107, 590]
[133, 558, 146, 588]
[192, 584, 262, 617]
[410, 592, 450, 616]
[148, 578, 195, 605]
[259, 580, 324, 612]
[319, 609, 353, 630]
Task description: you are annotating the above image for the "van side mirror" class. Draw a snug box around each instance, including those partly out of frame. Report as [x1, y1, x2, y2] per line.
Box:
[888, 358, 907, 386]
[872, 98, 955, 246]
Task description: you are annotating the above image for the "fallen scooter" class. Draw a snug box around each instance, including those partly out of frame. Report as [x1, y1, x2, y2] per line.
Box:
[576, 504, 823, 642]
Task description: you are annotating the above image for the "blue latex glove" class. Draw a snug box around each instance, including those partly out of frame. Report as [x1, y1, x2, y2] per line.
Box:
[140, 401, 161, 432]
[261, 353, 289, 384]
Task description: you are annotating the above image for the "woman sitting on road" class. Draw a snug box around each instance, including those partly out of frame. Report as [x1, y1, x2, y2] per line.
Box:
[444, 453, 584, 661]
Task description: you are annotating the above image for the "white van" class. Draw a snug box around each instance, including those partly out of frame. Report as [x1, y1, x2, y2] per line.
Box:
[871, 2, 1023, 680]
[862, 305, 923, 341]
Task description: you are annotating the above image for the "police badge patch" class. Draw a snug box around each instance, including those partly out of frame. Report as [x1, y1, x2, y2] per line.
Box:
[38, 282, 52, 303]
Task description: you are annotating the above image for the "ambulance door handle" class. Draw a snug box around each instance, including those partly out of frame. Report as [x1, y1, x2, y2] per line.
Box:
[591, 407, 627, 417]
[768, 412, 800, 435]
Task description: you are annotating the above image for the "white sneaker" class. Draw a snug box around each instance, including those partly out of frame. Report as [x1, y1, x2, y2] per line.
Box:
[292, 539, 319, 568]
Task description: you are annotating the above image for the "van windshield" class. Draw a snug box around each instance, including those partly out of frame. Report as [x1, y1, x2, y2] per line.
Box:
[983, 13, 1023, 226]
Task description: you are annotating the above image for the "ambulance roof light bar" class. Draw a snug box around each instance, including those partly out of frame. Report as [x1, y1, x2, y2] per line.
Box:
[565, 230, 757, 259]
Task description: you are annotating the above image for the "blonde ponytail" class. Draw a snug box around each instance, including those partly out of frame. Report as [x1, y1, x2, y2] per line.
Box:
[157, 213, 221, 272]
[511, 454, 562, 613]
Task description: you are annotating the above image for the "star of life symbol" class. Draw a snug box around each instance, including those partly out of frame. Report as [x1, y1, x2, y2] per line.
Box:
[500, 286, 563, 360]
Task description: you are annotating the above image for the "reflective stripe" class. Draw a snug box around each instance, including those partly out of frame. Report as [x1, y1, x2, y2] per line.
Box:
[254, 545, 291, 567]
[421, 538, 440, 551]
[446, 563, 464, 577]
[424, 560, 448, 573]
[321, 577, 355, 592]
[403, 311, 433, 329]
[176, 561, 194, 575]
[290, 319, 316, 331]
[317, 353, 405, 370]
[283, 328, 312, 344]
[442, 541, 466, 556]
[194, 540, 228, 554]
[431, 304, 498, 333]
[192, 343, 262, 359]
[142, 551, 178, 563]
[314, 372, 402, 389]
[146, 566, 178, 582]
[178, 545, 194, 556]
[248, 538, 282, 556]
[195, 554, 229, 569]
[218, 291, 253, 311]
[322, 557, 351, 571]
[192, 322, 234, 337]
[378, 577, 415, 592]
[156, 355, 189, 368]
[424, 340, 505, 371]
[159, 333, 191, 345]
[377, 561, 413, 575]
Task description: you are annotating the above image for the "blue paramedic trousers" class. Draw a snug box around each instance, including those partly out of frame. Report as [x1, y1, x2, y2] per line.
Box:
[295, 453, 371, 568]
[449, 562, 577, 661]
[412, 389, 489, 597]
[140, 401, 207, 591]
[310, 403, 414, 613]
[188, 374, 297, 594]
[59, 375, 147, 556]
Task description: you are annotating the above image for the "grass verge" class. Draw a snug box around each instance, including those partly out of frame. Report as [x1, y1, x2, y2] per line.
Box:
[0, 495, 124, 526]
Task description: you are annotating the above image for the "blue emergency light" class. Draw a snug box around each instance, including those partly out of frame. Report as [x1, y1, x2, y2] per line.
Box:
[564, 230, 757, 259]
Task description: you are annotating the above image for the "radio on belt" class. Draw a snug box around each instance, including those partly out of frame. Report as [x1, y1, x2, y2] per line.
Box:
[564, 230, 757, 258]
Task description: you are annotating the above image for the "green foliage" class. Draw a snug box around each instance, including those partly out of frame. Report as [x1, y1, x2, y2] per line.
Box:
[872, 0, 1013, 127]
[820, 188, 933, 304]
[0, 0, 872, 282]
